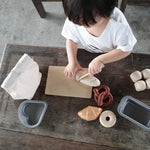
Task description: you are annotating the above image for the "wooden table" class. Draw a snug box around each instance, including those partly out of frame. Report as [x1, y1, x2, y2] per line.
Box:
[0, 44, 150, 150]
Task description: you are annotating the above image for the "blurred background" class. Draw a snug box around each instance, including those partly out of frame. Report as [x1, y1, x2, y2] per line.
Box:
[0, 0, 150, 62]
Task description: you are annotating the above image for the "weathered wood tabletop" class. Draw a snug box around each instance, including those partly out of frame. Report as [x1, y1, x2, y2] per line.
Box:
[0, 44, 150, 150]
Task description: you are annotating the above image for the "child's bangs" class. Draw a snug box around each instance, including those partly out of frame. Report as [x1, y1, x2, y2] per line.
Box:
[69, 11, 97, 27]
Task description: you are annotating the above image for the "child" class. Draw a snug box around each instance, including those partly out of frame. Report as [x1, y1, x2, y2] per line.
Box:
[61, 0, 137, 79]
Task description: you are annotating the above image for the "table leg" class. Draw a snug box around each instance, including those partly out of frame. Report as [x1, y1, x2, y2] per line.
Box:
[120, 0, 128, 13]
[32, 0, 46, 18]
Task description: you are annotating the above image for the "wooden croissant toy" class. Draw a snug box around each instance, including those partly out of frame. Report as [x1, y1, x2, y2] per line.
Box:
[78, 106, 103, 121]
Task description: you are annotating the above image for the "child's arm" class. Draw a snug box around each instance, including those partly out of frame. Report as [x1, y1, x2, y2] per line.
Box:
[66, 39, 78, 65]
[88, 49, 131, 75]
[64, 39, 84, 79]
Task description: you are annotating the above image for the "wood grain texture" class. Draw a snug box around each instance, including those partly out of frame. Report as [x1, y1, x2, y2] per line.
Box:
[0, 44, 150, 150]
[0, 128, 126, 150]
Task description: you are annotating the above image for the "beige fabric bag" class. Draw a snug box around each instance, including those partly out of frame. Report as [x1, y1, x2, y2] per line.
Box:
[1, 54, 42, 100]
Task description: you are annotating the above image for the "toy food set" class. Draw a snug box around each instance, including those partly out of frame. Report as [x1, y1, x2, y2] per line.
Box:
[78, 85, 116, 128]
[1, 53, 150, 130]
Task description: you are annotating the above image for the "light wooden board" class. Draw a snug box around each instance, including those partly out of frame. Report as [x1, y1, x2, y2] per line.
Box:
[45, 66, 92, 98]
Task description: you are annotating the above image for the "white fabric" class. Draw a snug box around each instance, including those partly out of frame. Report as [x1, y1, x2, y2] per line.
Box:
[1, 54, 42, 100]
[61, 7, 137, 53]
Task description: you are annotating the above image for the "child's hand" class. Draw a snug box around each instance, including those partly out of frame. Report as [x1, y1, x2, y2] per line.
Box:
[64, 62, 84, 79]
[88, 57, 105, 76]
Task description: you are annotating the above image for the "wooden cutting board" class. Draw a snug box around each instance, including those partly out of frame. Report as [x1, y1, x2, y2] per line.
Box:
[45, 66, 92, 98]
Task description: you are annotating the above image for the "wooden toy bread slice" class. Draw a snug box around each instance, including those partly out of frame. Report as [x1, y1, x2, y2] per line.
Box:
[78, 106, 103, 121]
[77, 72, 89, 81]
[76, 71, 87, 81]
[76, 71, 100, 87]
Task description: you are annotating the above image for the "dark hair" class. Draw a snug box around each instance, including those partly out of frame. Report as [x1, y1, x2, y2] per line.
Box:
[62, 0, 117, 26]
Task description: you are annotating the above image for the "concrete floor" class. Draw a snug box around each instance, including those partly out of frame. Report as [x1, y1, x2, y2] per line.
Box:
[0, 0, 150, 63]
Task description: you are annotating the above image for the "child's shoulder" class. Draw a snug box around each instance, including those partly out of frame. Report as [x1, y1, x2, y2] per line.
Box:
[110, 18, 128, 28]
[111, 7, 129, 26]
[110, 7, 131, 33]
[109, 18, 130, 35]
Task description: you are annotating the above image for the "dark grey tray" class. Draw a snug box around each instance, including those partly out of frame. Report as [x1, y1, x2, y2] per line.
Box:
[18, 100, 47, 128]
[117, 96, 150, 131]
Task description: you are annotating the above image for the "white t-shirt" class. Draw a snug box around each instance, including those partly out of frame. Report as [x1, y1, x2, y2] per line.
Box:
[61, 7, 137, 53]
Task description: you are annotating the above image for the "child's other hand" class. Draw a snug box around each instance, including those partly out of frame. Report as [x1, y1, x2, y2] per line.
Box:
[88, 58, 104, 76]
[64, 63, 84, 79]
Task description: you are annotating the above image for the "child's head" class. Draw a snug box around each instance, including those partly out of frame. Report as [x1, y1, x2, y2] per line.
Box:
[62, 0, 116, 27]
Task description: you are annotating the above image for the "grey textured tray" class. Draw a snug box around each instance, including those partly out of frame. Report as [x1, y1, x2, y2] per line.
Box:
[118, 96, 150, 131]
[18, 100, 48, 128]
